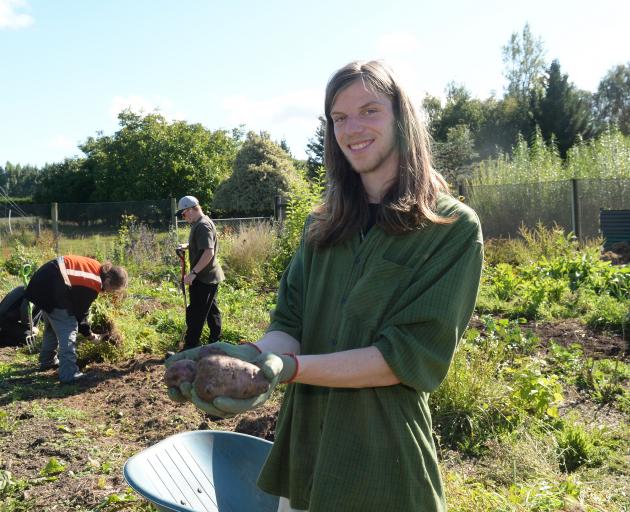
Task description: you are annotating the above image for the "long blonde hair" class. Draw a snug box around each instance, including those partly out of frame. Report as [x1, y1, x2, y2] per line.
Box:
[308, 60, 453, 247]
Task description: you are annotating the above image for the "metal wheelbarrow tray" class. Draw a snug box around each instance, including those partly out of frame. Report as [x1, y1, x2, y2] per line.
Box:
[124, 430, 279, 512]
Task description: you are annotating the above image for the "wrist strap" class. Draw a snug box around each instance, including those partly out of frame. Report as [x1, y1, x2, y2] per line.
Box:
[281, 353, 299, 383]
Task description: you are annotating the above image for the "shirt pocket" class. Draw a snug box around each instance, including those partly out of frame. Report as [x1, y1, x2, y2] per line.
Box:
[341, 258, 414, 335]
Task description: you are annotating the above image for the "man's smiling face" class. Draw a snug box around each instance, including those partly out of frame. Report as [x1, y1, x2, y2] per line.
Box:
[330, 79, 399, 186]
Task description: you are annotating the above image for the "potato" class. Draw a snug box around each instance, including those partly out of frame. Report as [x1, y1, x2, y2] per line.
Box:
[193, 354, 269, 402]
[165, 359, 197, 387]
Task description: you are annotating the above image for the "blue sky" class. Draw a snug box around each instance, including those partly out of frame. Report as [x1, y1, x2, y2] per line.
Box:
[1, 0, 628, 168]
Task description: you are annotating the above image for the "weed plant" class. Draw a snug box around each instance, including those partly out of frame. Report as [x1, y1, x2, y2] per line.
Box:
[220, 222, 278, 290]
[479, 224, 630, 332]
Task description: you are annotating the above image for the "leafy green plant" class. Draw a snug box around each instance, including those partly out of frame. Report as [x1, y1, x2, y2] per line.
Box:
[39, 457, 66, 477]
[431, 327, 521, 455]
[271, 167, 324, 275]
[507, 361, 564, 419]
[2, 243, 39, 276]
[577, 358, 629, 406]
[556, 422, 596, 472]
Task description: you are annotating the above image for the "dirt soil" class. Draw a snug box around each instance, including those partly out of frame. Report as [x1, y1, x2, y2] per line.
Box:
[0, 352, 279, 511]
[0, 319, 627, 511]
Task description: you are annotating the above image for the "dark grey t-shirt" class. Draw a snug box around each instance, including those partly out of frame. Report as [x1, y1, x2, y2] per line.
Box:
[188, 215, 225, 284]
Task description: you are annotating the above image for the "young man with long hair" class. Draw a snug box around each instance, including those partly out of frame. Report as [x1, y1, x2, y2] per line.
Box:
[167, 60, 483, 511]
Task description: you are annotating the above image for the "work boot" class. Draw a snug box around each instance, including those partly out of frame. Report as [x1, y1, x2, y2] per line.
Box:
[39, 358, 60, 371]
[60, 372, 85, 384]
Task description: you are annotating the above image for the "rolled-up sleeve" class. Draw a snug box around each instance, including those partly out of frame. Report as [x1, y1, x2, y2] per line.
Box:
[374, 220, 483, 392]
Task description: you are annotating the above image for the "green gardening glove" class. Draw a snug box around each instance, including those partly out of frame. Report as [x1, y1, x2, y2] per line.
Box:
[165, 342, 262, 403]
[210, 352, 298, 416]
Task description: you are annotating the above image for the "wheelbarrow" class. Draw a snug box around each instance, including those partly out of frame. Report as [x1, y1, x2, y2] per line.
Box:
[123, 430, 279, 512]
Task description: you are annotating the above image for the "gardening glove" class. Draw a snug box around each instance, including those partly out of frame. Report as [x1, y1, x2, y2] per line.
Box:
[165, 342, 262, 403]
[209, 352, 298, 417]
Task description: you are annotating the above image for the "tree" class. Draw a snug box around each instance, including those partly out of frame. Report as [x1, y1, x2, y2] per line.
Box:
[77, 110, 239, 203]
[421, 95, 443, 138]
[305, 116, 326, 180]
[212, 131, 308, 216]
[534, 60, 594, 157]
[432, 83, 486, 143]
[33, 158, 92, 203]
[433, 125, 478, 183]
[594, 63, 630, 135]
[1, 162, 41, 198]
[502, 23, 547, 103]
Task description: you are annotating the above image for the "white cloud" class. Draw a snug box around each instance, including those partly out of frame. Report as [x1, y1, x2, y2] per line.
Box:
[221, 88, 321, 126]
[109, 95, 186, 122]
[221, 88, 322, 158]
[47, 134, 76, 152]
[0, 0, 33, 29]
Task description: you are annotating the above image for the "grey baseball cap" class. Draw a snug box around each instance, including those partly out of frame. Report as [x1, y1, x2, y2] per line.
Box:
[176, 195, 199, 217]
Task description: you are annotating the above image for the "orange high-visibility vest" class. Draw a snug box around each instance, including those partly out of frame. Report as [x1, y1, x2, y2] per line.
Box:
[62, 255, 102, 293]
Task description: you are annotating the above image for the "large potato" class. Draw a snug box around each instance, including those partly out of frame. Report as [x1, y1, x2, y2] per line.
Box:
[165, 359, 197, 387]
[194, 354, 269, 402]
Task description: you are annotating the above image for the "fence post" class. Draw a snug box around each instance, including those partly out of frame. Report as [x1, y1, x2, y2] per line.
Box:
[51, 202, 59, 254]
[170, 197, 178, 233]
[458, 182, 466, 201]
[571, 179, 581, 240]
[274, 195, 287, 223]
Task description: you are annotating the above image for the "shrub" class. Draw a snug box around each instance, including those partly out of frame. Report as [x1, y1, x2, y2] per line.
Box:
[212, 132, 309, 216]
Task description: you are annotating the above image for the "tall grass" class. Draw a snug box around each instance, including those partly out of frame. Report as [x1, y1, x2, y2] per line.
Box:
[471, 127, 630, 185]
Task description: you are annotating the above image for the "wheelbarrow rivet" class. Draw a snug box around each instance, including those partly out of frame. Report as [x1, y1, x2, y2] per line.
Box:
[197, 488, 203, 493]
[180, 499, 186, 505]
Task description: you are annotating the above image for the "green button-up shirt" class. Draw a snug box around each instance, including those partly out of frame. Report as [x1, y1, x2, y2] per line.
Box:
[258, 194, 483, 511]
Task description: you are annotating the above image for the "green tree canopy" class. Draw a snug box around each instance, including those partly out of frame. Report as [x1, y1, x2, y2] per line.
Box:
[502, 23, 546, 103]
[33, 159, 92, 203]
[305, 115, 326, 180]
[594, 62, 630, 135]
[77, 110, 239, 203]
[1, 162, 41, 198]
[534, 60, 594, 157]
[212, 131, 308, 216]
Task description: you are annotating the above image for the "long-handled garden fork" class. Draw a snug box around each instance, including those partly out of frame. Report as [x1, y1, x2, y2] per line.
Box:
[175, 244, 189, 349]
[19, 263, 37, 354]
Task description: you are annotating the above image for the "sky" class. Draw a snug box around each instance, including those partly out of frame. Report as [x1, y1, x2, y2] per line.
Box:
[1, 0, 628, 168]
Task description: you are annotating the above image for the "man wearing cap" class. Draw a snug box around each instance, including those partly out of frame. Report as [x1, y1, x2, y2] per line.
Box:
[176, 196, 225, 349]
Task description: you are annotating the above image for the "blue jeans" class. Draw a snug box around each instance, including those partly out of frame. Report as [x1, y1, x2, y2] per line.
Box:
[39, 308, 80, 382]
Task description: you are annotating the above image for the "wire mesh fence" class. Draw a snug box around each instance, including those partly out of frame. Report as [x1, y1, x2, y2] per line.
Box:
[2, 180, 630, 244]
[464, 178, 630, 240]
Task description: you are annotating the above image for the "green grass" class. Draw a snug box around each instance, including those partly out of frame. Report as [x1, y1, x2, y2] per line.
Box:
[1, 219, 629, 511]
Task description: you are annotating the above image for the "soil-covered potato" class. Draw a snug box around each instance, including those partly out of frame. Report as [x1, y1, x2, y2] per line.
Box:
[194, 354, 269, 402]
[164, 359, 197, 387]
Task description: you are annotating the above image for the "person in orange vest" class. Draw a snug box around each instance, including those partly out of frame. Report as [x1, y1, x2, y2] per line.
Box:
[25, 255, 128, 383]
